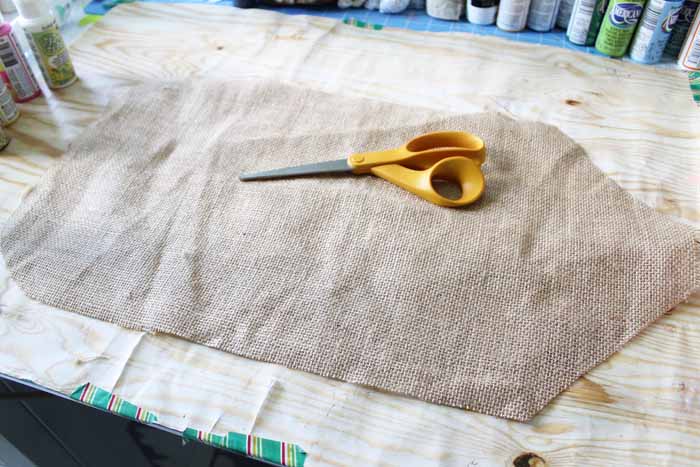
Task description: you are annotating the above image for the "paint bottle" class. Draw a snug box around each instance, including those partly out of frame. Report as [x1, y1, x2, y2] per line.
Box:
[0, 61, 11, 91]
[567, 0, 601, 44]
[527, 0, 562, 31]
[0, 13, 41, 102]
[678, 4, 700, 69]
[467, 0, 498, 24]
[426, 0, 464, 20]
[556, 0, 576, 27]
[497, 0, 532, 30]
[0, 79, 19, 125]
[586, 0, 610, 44]
[13, 0, 77, 89]
[595, 0, 646, 57]
[665, 0, 700, 57]
[0, 126, 10, 151]
[629, 0, 683, 63]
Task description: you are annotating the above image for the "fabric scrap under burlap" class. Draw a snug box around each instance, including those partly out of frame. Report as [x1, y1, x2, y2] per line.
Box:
[3, 81, 699, 421]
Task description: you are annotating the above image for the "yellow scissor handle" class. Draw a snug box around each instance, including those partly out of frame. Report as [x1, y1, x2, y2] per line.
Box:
[347, 131, 486, 207]
[347, 131, 486, 174]
[369, 156, 485, 207]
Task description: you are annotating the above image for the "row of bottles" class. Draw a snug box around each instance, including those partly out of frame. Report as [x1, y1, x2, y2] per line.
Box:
[0, 0, 76, 130]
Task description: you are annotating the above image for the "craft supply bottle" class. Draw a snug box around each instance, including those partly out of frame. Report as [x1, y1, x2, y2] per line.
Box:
[0, 13, 41, 102]
[0, 125, 10, 151]
[0, 78, 19, 125]
[585, 0, 609, 44]
[527, 0, 561, 30]
[467, 0, 498, 24]
[556, 0, 576, 27]
[426, 0, 464, 20]
[595, 0, 646, 56]
[13, 0, 77, 89]
[497, 0, 532, 30]
[0, 61, 11, 91]
[629, 0, 683, 63]
[665, 0, 699, 57]
[677, 4, 700, 69]
[567, 0, 600, 44]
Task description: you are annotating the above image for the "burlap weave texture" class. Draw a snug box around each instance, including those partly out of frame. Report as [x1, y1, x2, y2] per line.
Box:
[3, 81, 698, 421]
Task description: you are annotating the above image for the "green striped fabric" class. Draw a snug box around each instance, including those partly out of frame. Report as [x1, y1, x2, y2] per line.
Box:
[183, 428, 307, 467]
[69, 383, 306, 466]
[690, 72, 700, 105]
[343, 18, 384, 30]
[70, 383, 158, 423]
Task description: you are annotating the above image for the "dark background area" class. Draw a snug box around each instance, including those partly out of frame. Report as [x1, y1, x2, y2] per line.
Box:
[0, 377, 268, 467]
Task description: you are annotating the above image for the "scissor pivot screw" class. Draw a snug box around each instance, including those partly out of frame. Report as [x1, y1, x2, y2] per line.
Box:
[350, 155, 365, 164]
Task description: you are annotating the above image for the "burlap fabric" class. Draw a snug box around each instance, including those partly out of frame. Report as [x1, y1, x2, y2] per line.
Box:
[3, 81, 699, 421]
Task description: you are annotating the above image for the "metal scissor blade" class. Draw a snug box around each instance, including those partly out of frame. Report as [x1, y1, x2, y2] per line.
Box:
[239, 159, 353, 181]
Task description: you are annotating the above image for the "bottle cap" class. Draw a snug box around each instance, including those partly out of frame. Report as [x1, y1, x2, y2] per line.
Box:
[12, 0, 48, 19]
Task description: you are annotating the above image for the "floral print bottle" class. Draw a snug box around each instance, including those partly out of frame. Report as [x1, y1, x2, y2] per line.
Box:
[15, 0, 77, 89]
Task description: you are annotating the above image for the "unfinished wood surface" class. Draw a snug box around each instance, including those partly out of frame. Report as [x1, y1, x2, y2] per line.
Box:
[0, 4, 698, 466]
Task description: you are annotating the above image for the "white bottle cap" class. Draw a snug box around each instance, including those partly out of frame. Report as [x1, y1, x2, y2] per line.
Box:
[12, 0, 47, 19]
[467, 3, 497, 25]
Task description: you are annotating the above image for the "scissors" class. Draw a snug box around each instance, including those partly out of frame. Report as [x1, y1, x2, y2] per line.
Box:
[238, 131, 486, 207]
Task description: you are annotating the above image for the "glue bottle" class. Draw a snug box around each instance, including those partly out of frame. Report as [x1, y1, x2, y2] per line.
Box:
[12, 0, 76, 89]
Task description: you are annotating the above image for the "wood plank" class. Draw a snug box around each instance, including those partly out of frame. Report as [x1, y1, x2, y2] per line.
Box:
[0, 4, 698, 466]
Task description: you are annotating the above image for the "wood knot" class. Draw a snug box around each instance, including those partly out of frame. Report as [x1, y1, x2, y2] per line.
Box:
[513, 453, 548, 467]
[565, 99, 581, 106]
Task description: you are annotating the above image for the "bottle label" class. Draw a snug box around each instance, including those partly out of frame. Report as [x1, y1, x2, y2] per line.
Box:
[681, 28, 700, 69]
[0, 82, 19, 125]
[0, 32, 41, 101]
[25, 21, 77, 89]
[609, 2, 643, 28]
[528, 0, 561, 30]
[556, 0, 577, 28]
[497, 0, 532, 30]
[567, 0, 598, 44]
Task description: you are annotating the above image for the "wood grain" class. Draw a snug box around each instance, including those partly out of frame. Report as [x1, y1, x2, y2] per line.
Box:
[0, 4, 698, 466]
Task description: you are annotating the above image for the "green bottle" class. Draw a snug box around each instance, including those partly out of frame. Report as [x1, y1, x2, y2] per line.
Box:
[595, 0, 646, 57]
[586, 0, 609, 45]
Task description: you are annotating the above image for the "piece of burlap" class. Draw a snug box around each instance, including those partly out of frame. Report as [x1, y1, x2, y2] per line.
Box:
[3, 81, 699, 421]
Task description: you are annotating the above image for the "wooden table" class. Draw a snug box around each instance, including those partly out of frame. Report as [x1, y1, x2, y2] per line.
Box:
[1, 4, 698, 466]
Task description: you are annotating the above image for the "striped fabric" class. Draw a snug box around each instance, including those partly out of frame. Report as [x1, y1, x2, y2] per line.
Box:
[183, 428, 307, 467]
[70, 383, 158, 423]
[342, 18, 384, 29]
[689, 72, 700, 105]
[70, 383, 306, 465]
